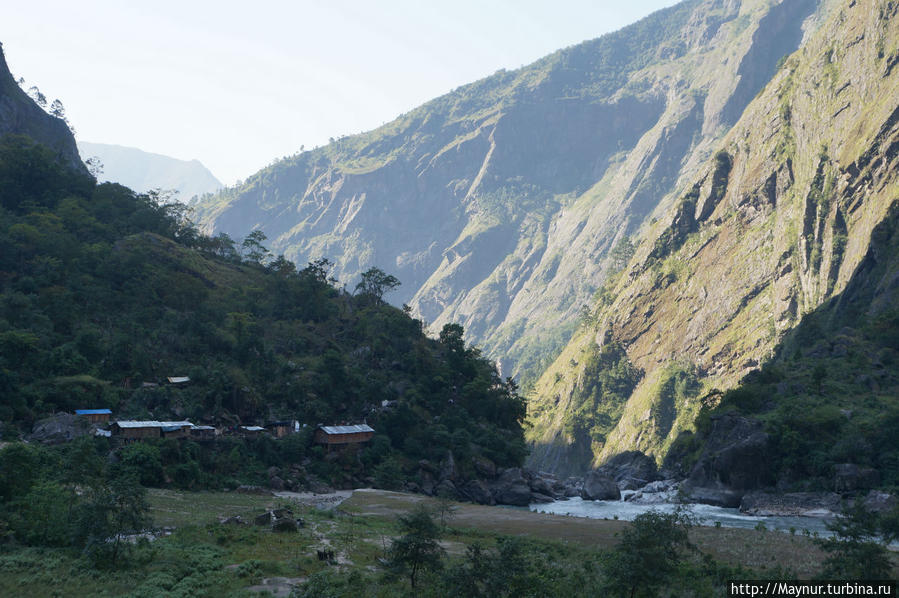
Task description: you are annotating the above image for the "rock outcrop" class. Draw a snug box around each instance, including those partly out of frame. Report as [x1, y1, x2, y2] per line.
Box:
[581, 471, 621, 501]
[681, 414, 772, 507]
[0, 43, 86, 174]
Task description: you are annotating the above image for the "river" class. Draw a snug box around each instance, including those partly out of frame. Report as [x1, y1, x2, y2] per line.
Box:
[530, 497, 835, 536]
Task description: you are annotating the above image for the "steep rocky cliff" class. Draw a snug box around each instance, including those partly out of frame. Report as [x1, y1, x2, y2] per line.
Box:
[195, 0, 821, 381]
[527, 0, 899, 476]
[0, 43, 85, 174]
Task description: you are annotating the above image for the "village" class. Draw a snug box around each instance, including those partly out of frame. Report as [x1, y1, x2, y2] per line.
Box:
[70, 407, 375, 450]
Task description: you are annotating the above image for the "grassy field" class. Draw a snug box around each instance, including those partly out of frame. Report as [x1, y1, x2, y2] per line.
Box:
[1, 488, 895, 597]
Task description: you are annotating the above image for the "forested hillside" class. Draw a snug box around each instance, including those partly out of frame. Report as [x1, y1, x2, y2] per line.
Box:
[194, 0, 824, 384]
[0, 130, 526, 488]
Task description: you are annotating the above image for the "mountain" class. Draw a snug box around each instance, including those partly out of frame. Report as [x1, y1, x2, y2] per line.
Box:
[77, 141, 222, 201]
[527, 0, 899, 482]
[0, 43, 85, 174]
[193, 0, 825, 383]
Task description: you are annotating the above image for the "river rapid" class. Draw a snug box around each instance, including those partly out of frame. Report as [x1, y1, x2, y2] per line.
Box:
[530, 497, 835, 536]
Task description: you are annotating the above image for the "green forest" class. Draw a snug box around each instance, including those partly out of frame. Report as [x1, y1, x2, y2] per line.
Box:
[0, 135, 527, 489]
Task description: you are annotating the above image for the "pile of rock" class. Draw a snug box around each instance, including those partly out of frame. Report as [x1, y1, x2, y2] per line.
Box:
[253, 508, 304, 533]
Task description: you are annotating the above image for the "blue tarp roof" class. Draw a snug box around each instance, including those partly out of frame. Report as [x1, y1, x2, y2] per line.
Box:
[75, 409, 112, 415]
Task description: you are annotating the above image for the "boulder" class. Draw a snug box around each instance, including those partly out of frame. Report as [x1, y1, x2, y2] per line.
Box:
[740, 491, 841, 517]
[459, 479, 494, 505]
[530, 492, 555, 504]
[267, 466, 282, 478]
[272, 508, 293, 518]
[527, 475, 553, 496]
[269, 476, 285, 491]
[254, 511, 273, 526]
[833, 464, 880, 492]
[493, 480, 532, 506]
[581, 471, 621, 501]
[625, 480, 679, 504]
[596, 451, 659, 491]
[434, 479, 458, 499]
[681, 413, 772, 508]
[28, 412, 92, 445]
[472, 456, 497, 479]
[497, 467, 525, 485]
[861, 490, 897, 513]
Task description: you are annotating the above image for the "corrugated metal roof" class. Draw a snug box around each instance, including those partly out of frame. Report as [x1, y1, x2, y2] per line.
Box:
[241, 426, 265, 431]
[319, 424, 374, 435]
[113, 420, 193, 428]
[167, 376, 190, 384]
[76, 409, 112, 415]
[192, 425, 216, 431]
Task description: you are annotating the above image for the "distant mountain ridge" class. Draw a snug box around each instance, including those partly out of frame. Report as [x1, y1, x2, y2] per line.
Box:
[194, 0, 825, 383]
[78, 141, 222, 201]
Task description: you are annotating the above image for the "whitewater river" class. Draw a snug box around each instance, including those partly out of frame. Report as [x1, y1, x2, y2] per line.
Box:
[530, 498, 835, 536]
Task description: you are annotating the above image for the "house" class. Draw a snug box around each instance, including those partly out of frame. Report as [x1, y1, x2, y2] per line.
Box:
[160, 421, 193, 439]
[75, 408, 112, 424]
[264, 421, 292, 438]
[167, 376, 190, 385]
[109, 420, 194, 442]
[190, 425, 216, 440]
[239, 425, 266, 437]
[313, 424, 374, 450]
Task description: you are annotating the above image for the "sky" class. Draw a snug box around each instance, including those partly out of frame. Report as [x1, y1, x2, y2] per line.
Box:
[2, 0, 680, 185]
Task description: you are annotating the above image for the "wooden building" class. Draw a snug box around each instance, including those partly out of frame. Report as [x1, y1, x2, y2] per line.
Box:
[264, 421, 293, 438]
[160, 422, 193, 439]
[75, 408, 112, 424]
[314, 424, 374, 450]
[190, 425, 216, 440]
[110, 420, 194, 442]
[239, 425, 266, 437]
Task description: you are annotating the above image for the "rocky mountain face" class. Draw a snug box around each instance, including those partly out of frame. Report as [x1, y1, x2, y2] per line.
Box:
[78, 142, 222, 202]
[527, 0, 899, 477]
[0, 43, 85, 174]
[194, 0, 822, 382]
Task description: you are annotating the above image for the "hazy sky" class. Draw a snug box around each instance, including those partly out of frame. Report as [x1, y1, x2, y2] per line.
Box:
[2, 0, 679, 185]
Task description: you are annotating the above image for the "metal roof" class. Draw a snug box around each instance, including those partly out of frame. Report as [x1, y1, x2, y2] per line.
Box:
[241, 426, 265, 431]
[167, 376, 190, 384]
[76, 409, 112, 415]
[113, 420, 193, 428]
[318, 424, 374, 435]
[192, 425, 216, 431]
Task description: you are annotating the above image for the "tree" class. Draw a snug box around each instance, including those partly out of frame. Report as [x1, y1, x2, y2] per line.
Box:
[354, 267, 400, 302]
[27, 86, 47, 108]
[603, 509, 695, 598]
[815, 501, 898, 579]
[387, 505, 445, 588]
[85, 156, 104, 178]
[49, 99, 66, 119]
[242, 230, 270, 264]
[75, 472, 151, 567]
[609, 236, 635, 272]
